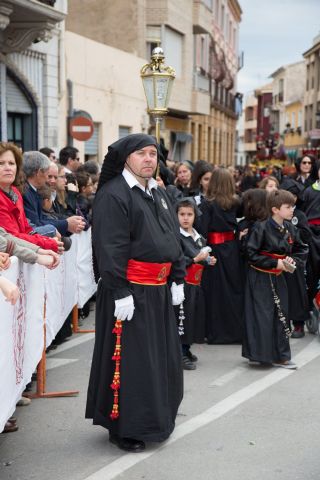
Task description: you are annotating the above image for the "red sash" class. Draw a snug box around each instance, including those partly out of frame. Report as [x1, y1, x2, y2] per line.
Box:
[126, 259, 172, 285]
[207, 231, 235, 245]
[251, 251, 286, 275]
[308, 218, 320, 225]
[185, 263, 204, 285]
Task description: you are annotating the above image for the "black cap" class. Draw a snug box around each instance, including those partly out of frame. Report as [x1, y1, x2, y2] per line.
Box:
[98, 133, 158, 190]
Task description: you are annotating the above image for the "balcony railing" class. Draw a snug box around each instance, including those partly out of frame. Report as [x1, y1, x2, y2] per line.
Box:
[211, 82, 237, 117]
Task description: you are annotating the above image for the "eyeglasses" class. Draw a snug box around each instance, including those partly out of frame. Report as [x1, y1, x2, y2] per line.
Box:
[301, 161, 311, 165]
[58, 175, 66, 178]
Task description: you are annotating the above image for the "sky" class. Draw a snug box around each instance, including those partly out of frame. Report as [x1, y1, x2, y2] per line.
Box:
[237, 0, 320, 95]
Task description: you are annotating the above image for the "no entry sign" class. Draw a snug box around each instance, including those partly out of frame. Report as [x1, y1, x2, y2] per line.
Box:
[69, 116, 94, 141]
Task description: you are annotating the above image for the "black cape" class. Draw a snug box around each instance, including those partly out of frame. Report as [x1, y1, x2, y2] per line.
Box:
[242, 219, 308, 363]
[86, 174, 185, 442]
[301, 185, 320, 306]
[285, 209, 310, 323]
[199, 199, 244, 344]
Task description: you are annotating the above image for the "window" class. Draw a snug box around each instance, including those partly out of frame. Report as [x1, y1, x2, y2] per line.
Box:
[164, 27, 183, 78]
[146, 25, 161, 58]
[119, 126, 131, 139]
[7, 113, 23, 149]
[298, 110, 302, 128]
[291, 112, 296, 128]
[85, 123, 100, 160]
[279, 78, 284, 101]
[198, 124, 202, 159]
[304, 106, 308, 131]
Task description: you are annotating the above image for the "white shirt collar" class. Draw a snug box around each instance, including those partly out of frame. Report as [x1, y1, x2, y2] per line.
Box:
[180, 227, 201, 241]
[64, 166, 72, 174]
[122, 168, 158, 195]
[28, 181, 37, 192]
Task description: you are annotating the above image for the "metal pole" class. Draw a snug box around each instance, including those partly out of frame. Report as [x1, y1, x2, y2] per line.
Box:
[155, 116, 161, 144]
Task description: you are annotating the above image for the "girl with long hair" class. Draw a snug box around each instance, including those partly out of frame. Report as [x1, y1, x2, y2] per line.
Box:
[190, 161, 213, 204]
[199, 168, 244, 344]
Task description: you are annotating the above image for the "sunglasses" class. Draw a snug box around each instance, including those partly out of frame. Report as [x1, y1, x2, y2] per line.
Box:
[301, 161, 311, 165]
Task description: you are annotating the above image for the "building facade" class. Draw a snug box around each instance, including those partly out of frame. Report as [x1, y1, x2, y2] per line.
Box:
[59, 31, 149, 162]
[283, 100, 304, 163]
[303, 34, 320, 153]
[66, 0, 242, 165]
[269, 61, 305, 155]
[243, 93, 257, 163]
[0, 0, 66, 151]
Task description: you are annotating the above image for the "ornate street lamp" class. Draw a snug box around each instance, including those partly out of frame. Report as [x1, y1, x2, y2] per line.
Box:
[140, 47, 175, 144]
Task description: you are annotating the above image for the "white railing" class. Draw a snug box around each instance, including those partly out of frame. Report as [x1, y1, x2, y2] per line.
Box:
[0, 229, 96, 432]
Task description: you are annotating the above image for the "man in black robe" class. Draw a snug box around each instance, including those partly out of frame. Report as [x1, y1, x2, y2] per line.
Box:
[86, 134, 185, 452]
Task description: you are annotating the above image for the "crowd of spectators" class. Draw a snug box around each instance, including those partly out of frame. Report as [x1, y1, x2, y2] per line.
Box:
[0, 142, 99, 433]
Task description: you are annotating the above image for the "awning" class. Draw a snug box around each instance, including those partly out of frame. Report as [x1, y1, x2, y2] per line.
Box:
[174, 132, 193, 143]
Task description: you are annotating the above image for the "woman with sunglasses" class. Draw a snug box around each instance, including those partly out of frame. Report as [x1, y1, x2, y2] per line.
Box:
[294, 154, 318, 188]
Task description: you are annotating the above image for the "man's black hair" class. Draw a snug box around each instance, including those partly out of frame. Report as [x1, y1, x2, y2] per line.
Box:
[59, 146, 79, 166]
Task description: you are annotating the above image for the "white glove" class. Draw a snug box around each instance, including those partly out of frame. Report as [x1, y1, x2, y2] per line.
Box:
[171, 282, 185, 306]
[114, 295, 135, 321]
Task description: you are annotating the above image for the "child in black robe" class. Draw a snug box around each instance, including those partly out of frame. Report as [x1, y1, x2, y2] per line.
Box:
[242, 190, 308, 369]
[175, 198, 216, 370]
[280, 178, 311, 338]
[199, 168, 244, 344]
[300, 159, 320, 309]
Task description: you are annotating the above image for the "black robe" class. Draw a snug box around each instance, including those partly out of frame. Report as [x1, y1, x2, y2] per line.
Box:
[242, 219, 308, 363]
[199, 199, 244, 344]
[86, 175, 185, 442]
[285, 209, 310, 324]
[301, 185, 320, 307]
[175, 231, 207, 345]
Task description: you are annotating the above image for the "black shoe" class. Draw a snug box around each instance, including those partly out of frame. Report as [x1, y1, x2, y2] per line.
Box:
[182, 355, 196, 370]
[291, 326, 305, 339]
[109, 434, 145, 452]
[186, 350, 198, 362]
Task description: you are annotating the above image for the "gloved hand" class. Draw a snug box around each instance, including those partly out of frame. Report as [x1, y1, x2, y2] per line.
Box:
[200, 246, 212, 254]
[114, 295, 135, 321]
[171, 282, 185, 306]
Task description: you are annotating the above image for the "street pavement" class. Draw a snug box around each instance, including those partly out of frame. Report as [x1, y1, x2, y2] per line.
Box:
[1, 307, 320, 480]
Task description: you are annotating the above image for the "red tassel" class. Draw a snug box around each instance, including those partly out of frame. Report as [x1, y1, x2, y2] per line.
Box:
[110, 319, 122, 420]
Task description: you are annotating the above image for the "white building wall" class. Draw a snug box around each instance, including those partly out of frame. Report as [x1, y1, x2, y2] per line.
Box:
[61, 31, 149, 162]
[3, 0, 68, 150]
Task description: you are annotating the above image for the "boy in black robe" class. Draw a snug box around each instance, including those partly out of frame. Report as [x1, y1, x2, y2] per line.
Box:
[86, 134, 185, 452]
[242, 189, 308, 369]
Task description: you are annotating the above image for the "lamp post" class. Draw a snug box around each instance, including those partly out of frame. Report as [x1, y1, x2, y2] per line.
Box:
[140, 47, 175, 144]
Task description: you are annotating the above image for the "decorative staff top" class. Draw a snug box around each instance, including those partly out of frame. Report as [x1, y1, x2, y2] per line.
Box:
[140, 47, 176, 116]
